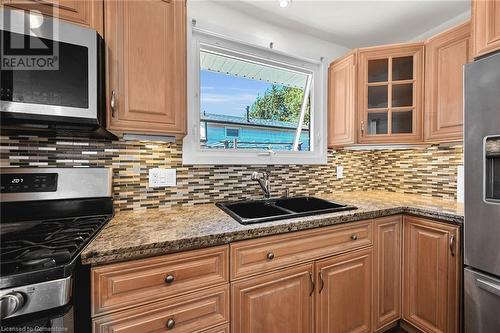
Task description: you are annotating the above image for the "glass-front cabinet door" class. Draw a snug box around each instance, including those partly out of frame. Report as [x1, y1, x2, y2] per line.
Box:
[358, 43, 424, 143]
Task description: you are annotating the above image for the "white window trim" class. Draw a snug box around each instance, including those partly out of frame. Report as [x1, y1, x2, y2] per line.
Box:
[183, 26, 327, 165]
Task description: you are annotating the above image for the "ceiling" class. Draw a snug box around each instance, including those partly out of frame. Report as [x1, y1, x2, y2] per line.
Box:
[216, 0, 470, 48]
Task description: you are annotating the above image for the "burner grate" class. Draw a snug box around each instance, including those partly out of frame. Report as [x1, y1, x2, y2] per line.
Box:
[0, 215, 110, 275]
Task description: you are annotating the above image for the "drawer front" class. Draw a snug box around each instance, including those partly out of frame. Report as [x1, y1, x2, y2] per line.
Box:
[230, 220, 373, 280]
[93, 285, 229, 333]
[202, 324, 230, 333]
[92, 245, 229, 316]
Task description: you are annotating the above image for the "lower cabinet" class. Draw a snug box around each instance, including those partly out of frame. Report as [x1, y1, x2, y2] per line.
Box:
[91, 215, 460, 333]
[231, 264, 314, 333]
[316, 248, 373, 333]
[93, 285, 229, 333]
[402, 216, 460, 333]
[373, 216, 402, 331]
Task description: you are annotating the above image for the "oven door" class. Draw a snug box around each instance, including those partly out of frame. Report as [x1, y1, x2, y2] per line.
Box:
[0, 7, 98, 121]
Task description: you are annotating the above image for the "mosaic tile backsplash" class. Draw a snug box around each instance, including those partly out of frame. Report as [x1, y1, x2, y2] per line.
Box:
[0, 135, 463, 211]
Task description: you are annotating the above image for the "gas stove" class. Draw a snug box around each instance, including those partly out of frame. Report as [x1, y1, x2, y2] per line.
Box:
[0, 168, 113, 330]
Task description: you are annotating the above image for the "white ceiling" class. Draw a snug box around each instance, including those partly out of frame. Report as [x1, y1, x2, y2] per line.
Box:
[215, 0, 470, 48]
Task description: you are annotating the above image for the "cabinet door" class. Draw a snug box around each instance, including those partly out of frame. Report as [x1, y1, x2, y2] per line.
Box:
[4, 0, 103, 34]
[358, 43, 424, 144]
[328, 52, 356, 147]
[105, 0, 186, 136]
[373, 216, 402, 331]
[316, 248, 372, 333]
[403, 216, 460, 333]
[472, 0, 500, 58]
[231, 264, 314, 333]
[425, 22, 471, 142]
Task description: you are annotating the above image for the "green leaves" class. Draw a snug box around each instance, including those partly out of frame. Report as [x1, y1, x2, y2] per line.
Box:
[249, 85, 310, 125]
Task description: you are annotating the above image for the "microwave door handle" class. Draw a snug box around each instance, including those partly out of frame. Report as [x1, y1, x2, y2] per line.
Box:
[110, 90, 117, 117]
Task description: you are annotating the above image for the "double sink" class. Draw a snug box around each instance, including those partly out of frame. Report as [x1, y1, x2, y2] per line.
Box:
[216, 196, 357, 225]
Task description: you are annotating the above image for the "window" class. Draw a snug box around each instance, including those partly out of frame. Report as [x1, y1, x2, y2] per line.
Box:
[183, 29, 327, 165]
[225, 127, 240, 138]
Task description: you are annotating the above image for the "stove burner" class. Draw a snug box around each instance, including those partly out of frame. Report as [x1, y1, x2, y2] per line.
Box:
[1, 216, 109, 276]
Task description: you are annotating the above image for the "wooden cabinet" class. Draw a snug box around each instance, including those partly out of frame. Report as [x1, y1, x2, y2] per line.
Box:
[472, 0, 500, 58]
[403, 216, 460, 333]
[373, 216, 402, 331]
[91, 245, 230, 332]
[230, 220, 372, 280]
[316, 247, 373, 333]
[328, 52, 357, 147]
[357, 43, 424, 144]
[231, 264, 314, 333]
[425, 22, 471, 142]
[3, 0, 103, 34]
[105, 0, 186, 136]
[91, 245, 228, 316]
[90, 215, 461, 333]
[93, 285, 229, 333]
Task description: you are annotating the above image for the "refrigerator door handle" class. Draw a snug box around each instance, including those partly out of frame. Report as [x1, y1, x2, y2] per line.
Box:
[477, 278, 500, 297]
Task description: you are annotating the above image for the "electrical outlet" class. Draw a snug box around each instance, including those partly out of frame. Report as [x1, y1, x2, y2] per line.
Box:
[149, 168, 176, 188]
[336, 166, 344, 179]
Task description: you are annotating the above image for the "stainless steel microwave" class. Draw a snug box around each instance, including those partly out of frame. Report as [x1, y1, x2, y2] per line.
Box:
[0, 8, 116, 139]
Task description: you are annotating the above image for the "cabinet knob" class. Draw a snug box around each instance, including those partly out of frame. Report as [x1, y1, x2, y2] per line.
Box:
[266, 251, 275, 260]
[351, 234, 358, 241]
[166, 318, 175, 330]
[164, 275, 175, 284]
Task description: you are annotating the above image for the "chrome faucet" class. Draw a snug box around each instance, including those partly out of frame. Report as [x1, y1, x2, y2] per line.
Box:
[251, 171, 271, 198]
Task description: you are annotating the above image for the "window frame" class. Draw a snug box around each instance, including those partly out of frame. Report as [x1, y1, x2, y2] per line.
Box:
[183, 28, 327, 165]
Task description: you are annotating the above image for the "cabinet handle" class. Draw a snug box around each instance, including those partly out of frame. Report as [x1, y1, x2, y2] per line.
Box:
[266, 251, 275, 260]
[319, 271, 324, 294]
[166, 318, 175, 330]
[110, 90, 117, 117]
[360, 121, 365, 136]
[351, 234, 358, 241]
[309, 272, 315, 296]
[450, 235, 455, 257]
[164, 274, 175, 284]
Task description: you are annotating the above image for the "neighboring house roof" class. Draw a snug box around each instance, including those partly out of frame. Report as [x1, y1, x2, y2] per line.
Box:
[200, 112, 309, 130]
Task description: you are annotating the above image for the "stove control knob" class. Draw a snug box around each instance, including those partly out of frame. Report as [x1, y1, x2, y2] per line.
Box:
[0, 292, 25, 319]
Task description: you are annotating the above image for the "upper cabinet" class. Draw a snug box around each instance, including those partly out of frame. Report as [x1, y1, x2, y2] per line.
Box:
[3, 0, 103, 35]
[472, 0, 500, 58]
[328, 52, 356, 147]
[105, 0, 187, 137]
[357, 43, 424, 144]
[424, 22, 471, 142]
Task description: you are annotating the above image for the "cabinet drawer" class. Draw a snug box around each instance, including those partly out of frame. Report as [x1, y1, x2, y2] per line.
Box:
[202, 324, 229, 333]
[93, 285, 229, 333]
[92, 245, 229, 316]
[230, 220, 372, 280]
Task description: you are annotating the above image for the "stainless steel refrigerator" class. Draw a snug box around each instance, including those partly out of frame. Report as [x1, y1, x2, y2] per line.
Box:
[464, 50, 500, 332]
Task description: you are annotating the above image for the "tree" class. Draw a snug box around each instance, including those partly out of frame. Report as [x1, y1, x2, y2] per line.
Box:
[249, 85, 310, 125]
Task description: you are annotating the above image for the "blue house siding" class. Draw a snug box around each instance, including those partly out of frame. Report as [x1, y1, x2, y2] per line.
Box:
[203, 123, 310, 151]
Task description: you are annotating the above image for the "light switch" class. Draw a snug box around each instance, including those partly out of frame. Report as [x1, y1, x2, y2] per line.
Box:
[149, 168, 176, 188]
[336, 166, 344, 179]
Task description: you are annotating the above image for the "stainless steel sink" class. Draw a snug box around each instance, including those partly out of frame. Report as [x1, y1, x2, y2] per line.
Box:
[216, 196, 357, 225]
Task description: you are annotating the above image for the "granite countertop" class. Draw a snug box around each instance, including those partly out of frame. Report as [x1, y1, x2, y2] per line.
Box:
[81, 191, 463, 266]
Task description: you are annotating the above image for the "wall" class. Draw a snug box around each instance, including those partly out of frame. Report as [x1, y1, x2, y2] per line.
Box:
[187, 0, 349, 63]
[0, 135, 463, 211]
